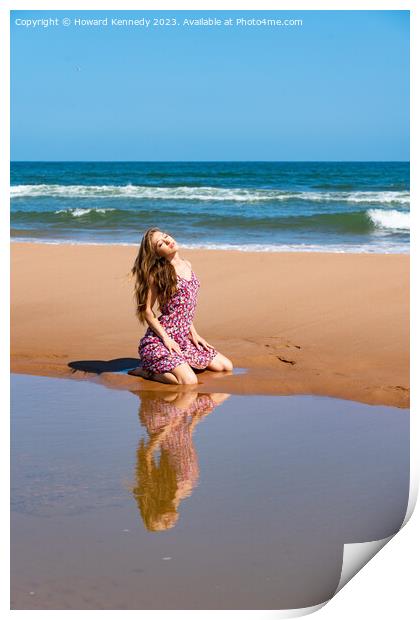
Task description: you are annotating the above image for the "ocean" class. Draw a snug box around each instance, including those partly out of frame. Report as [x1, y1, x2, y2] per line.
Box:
[10, 161, 409, 253]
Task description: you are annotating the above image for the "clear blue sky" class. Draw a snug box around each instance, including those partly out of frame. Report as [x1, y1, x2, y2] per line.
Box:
[11, 10, 409, 161]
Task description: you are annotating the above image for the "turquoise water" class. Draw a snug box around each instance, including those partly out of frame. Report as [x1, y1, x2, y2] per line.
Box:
[11, 374, 409, 610]
[11, 161, 409, 252]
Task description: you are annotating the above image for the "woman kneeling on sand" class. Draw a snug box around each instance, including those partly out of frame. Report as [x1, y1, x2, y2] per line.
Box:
[129, 227, 233, 385]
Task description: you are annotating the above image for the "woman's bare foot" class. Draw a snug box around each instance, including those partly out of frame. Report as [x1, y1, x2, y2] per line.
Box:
[128, 367, 151, 379]
[157, 372, 180, 385]
[128, 367, 179, 385]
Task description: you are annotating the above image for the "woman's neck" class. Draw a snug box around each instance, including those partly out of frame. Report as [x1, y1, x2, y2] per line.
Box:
[167, 252, 183, 266]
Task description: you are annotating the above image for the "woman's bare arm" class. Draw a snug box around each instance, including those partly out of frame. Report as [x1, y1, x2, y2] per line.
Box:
[189, 321, 212, 351]
[143, 277, 167, 341]
[186, 262, 211, 351]
[189, 322, 198, 337]
[144, 277, 182, 355]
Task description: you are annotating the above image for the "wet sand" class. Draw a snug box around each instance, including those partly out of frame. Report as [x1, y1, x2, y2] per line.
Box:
[11, 374, 409, 610]
[11, 242, 409, 407]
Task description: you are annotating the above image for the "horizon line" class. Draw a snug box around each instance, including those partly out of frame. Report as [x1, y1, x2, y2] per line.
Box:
[10, 160, 410, 164]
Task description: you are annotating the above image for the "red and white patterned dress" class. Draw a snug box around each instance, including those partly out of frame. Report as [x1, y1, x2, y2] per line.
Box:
[140, 394, 218, 496]
[138, 269, 218, 374]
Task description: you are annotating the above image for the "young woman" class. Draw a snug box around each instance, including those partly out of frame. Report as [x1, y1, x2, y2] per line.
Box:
[129, 227, 233, 385]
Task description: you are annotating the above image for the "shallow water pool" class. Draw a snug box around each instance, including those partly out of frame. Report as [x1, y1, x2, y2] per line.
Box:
[11, 374, 409, 610]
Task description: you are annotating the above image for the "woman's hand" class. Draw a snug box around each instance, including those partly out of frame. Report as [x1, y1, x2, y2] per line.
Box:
[163, 337, 183, 356]
[189, 333, 213, 352]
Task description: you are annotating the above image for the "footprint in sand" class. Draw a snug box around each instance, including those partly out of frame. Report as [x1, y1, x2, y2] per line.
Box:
[277, 356, 297, 365]
[263, 339, 301, 365]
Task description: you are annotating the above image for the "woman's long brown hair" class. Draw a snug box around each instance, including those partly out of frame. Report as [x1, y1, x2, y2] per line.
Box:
[131, 227, 178, 324]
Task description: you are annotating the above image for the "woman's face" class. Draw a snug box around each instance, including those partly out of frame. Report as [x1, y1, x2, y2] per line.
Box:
[151, 230, 178, 258]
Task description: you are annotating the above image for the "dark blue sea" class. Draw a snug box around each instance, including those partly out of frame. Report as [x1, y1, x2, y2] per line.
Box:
[10, 161, 409, 252]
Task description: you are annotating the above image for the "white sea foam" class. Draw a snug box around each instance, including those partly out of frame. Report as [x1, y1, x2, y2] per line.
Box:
[10, 238, 410, 254]
[182, 242, 409, 253]
[367, 209, 410, 231]
[54, 207, 115, 216]
[10, 184, 410, 205]
[299, 190, 410, 205]
[342, 191, 410, 205]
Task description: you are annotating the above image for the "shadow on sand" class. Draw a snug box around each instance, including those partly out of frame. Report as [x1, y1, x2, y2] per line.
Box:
[68, 358, 141, 374]
[68, 358, 208, 375]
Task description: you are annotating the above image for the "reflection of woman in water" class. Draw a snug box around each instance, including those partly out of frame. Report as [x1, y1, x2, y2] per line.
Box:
[129, 227, 233, 385]
[131, 391, 230, 531]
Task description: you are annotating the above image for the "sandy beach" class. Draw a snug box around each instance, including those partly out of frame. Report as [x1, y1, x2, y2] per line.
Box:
[11, 242, 409, 407]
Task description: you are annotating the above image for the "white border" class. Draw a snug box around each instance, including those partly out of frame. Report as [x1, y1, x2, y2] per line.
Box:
[2, 2, 417, 619]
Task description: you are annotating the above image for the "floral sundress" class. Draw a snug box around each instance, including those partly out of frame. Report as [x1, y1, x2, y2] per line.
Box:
[138, 270, 218, 374]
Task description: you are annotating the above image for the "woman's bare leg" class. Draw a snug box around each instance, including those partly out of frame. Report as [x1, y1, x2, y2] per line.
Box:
[153, 372, 179, 384]
[170, 362, 198, 385]
[206, 352, 234, 372]
[128, 367, 179, 384]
